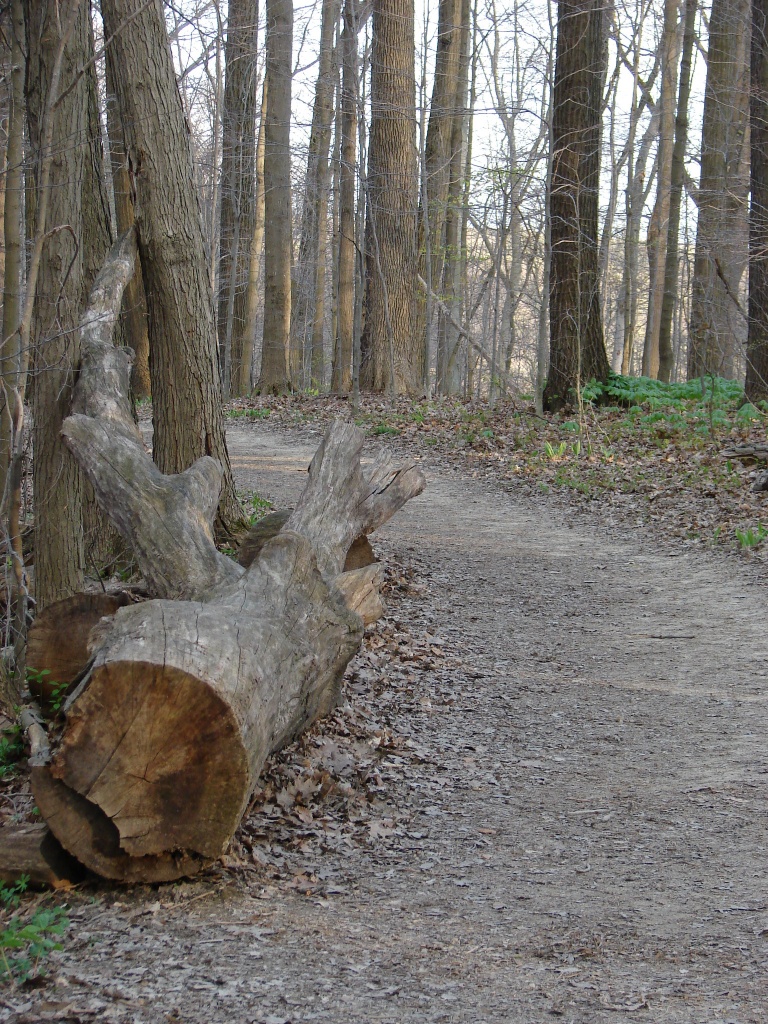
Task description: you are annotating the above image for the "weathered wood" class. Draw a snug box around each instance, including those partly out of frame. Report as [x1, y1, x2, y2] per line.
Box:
[238, 510, 378, 572]
[30, 231, 425, 882]
[333, 563, 384, 625]
[0, 823, 85, 888]
[26, 592, 133, 713]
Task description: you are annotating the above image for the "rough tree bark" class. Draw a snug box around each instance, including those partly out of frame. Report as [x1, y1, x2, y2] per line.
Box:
[239, 77, 269, 396]
[104, 51, 151, 399]
[544, 0, 610, 412]
[657, 0, 697, 382]
[360, 0, 421, 394]
[436, 0, 471, 396]
[642, 0, 680, 380]
[260, 0, 293, 391]
[25, 0, 90, 609]
[0, 0, 24, 503]
[331, 0, 358, 394]
[748, 0, 768, 402]
[291, 0, 340, 388]
[218, 0, 259, 399]
[689, 0, 750, 380]
[100, 0, 244, 535]
[30, 231, 425, 883]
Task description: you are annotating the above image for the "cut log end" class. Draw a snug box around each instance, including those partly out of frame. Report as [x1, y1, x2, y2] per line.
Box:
[33, 655, 251, 878]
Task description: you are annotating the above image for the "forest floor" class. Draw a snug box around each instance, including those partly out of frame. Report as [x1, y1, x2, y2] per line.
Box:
[2, 407, 768, 1023]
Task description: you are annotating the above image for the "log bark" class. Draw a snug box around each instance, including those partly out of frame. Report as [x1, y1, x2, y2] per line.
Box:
[30, 231, 425, 882]
[26, 592, 134, 714]
[0, 824, 85, 888]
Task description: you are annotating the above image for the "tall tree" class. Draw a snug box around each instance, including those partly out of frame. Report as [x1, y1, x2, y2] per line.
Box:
[291, 0, 340, 388]
[104, 52, 151, 399]
[239, 76, 268, 395]
[218, 0, 258, 399]
[642, 0, 680, 379]
[360, 0, 421, 394]
[100, 0, 244, 534]
[689, 0, 750, 380]
[0, 0, 24, 503]
[747, 0, 768, 401]
[331, 0, 359, 393]
[436, 0, 471, 395]
[657, 0, 697, 382]
[260, 0, 293, 391]
[417, 0, 464, 380]
[544, 0, 610, 411]
[25, 0, 92, 607]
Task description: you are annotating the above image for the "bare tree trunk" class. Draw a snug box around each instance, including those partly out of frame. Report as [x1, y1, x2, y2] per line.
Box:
[218, 0, 259, 399]
[291, 0, 339, 389]
[747, 0, 768, 402]
[544, 0, 610, 412]
[436, 0, 470, 396]
[25, 0, 89, 609]
[260, 0, 293, 391]
[689, 0, 750, 380]
[239, 76, 268, 395]
[642, 0, 680, 379]
[658, 0, 697, 382]
[100, 0, 244, 536]
[360, 0, 421, 394]
[104, 53, 151, 399]
[332, 0, 358, 393]
[416, 0, 463, 371]
[0, 0, 24, 503]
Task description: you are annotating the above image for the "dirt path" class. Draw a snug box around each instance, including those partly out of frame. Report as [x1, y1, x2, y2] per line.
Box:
[7, 425, 768, 1023]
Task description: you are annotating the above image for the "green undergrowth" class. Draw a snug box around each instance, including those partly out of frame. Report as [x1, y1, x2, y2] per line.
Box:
[0, 879, 69, 986]
[224, 374, 768, 560]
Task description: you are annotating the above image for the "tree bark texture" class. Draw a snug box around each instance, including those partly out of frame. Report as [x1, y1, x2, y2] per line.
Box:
[360, 0, 422, 394]
[642, 0, 680, 380]
[25, 0, 90, 609]
[436, 0, 471, 396]
[417, 0, 464, 375]
[31, 231, 425, 882]
[100, 0, 244, 535]
[260, 0, 294, 390]
[104, 51, 151, 399]
[0, 0, 25, 502]
[689, 0, 750, 380]
[658, 0, 697, 382]
[331, 0, 358, 393]
[544, 0, 610, 412]
[748, 0, 768, 402]
[240, 77, 269, 395]
[291, 0, 340, 388]
[218, 0, 259, 398]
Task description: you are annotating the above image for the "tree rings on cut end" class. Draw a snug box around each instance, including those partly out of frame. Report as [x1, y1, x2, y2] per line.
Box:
[32, 660, 250, 881]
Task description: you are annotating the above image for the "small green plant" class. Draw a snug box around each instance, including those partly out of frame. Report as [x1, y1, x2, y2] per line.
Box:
[0, 879, 69, 985]
[735, 524, 768, 549]
[239, 491, 274, 525]
[544, 440, 567, 460]
[48, 681, 69, 713]
[226, 407, 271, 420]
[373, 424, 400, 436]
[0, 725, 23, 779]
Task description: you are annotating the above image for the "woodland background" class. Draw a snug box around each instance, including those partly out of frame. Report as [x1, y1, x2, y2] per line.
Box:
[1, 0, 767, 674]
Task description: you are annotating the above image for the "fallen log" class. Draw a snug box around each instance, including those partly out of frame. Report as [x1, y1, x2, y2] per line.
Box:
[29, 230, 425, 882]
[0, 823, 85, 888]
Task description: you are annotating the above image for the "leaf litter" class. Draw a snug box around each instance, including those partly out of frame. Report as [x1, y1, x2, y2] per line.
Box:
[4, 419, 768, 1023]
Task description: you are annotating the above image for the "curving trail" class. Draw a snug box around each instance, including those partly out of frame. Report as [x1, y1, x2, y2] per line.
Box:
[10, 425, 767, 1024]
